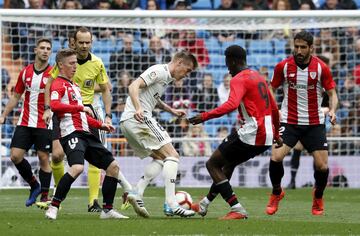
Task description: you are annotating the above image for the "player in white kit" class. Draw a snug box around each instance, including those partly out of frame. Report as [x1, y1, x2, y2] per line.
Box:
[120, 51, 198, 217]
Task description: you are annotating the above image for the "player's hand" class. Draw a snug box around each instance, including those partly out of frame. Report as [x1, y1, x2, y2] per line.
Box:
[274, 137, 283, 149]
[83, 107, 94, 118]
[328, 110, 337, 125]
[105, 116, 112, 125]
[188, 114, 203, 125]
[42, 109, 51, 124]
[134, 108, 144, 123]
[172, 109, 186, 118]
[0, 116, 5, 125]
[100, 123, 115, 133]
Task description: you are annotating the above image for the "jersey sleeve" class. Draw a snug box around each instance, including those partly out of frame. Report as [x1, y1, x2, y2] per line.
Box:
[86, 114, 102, 129]
[14, 68, 26, 94]
[201, 76, 245, 121]
[270, 61, 285, 89]
[95, 60, 108, 85]
[268, 90, 280, 140]
[320, 63, 336, 91]
[50, 81, 84, 113]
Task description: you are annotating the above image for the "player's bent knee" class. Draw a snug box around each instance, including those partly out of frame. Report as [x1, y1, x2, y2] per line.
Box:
[10, 155, 23, 164]
[105, 161, 119, 177]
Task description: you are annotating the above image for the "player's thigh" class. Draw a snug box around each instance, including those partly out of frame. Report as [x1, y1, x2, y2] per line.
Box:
[294, 141, 304, 151]
[154, 142, 179, 159]
[120, 118, 172, 158]
[60, 132, 87, 167]
[84, 136, 115, 170]
[10, 126, 33, 151]
[33, 128, 52, 153]
[300, 124, 328, 154]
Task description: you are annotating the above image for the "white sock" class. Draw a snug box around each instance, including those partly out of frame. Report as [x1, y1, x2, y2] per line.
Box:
[136, 159, 163, 198]
[201, 197, 211, 206]
[163, 156, 179, 209]
[118, 171, 132, 192]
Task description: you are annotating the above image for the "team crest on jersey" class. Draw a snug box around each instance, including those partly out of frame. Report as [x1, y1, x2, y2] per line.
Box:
[43, 77, 49, 85]
[310, 72, 317, 79]
[150, 71, 157, 79]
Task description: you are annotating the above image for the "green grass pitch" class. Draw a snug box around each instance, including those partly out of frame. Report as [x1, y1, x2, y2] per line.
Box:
[1, 187, 360, 235]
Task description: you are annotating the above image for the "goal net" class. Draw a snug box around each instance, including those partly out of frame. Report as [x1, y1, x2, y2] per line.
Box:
[0, 10, 359, 188]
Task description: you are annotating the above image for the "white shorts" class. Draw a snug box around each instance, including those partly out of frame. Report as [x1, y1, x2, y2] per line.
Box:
[120, 117, 172, 158]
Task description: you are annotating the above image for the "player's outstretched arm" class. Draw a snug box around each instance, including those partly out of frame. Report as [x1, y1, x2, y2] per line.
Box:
[156, 98, 186, 117]
[188, 114, 203, 125]
[128, 78, 146, 122]
[0, 93, 22, 124]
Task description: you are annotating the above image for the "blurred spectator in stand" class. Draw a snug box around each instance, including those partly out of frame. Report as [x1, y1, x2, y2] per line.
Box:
[165, 79, 191, 110]
[28, 0, 43, 8]
[192, 73, 219, 112]
[182, 125, 212, 157]
[353, 64, 360, 85]
[109, 34, 140, 78]
[141, 36, 172, 71]
[217, 73, 231, 105]
[339, 0, 358, 9]
[43, 0, 62, 8]
[218, 0, 239, 9]
[298, 0, 316, 9]
[79, 0, 99, 9]
[61, 0, 82, 9]
[4, 0, 27, 8]
[272, 0, 291, 9]
[236, 0, 269, 10]
[259, 66, 270, 81]
[264, 0, 291, 40]
[141, 0, 167, 38]
[178, 30, 209, 68]
[337, 76, 360, 121]
[347, 37, 360, 71]
[320, 0, 342, 9]
[211, 126, 229, 151]
[98, 0, 111, 9]
[112, 70, 133, 105]
[111, 0, 130, 9]
[314, 29, 340, 69]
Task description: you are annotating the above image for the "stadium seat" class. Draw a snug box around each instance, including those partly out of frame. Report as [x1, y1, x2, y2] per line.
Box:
[208, 53, 225, 68]
[273, 39, 288, 54]
[132, 40, 142, 53]
[92, 39, 115, 53]
[248, 40, 273, 54]
[212, 0, 221, 9]
[51, 39, 62, 53]
[208, 68, 229, 85]
[191, 0, 212, 10]
[205, 37, 221, 54]
[256, 54, 278, 68]
[49, 53, 56, 65]
[97, 52, 111, 70]
[115, 40, 123, 51]
[197, 30, 211, 39]
[355, 0, 360, 8]
[221, 39, 246, 54]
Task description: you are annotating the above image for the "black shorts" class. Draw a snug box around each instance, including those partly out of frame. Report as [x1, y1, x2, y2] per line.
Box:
[84, 104, 101, 142]
[280, 123, 328, 153]
[52, 115, 61, 141]
[10, 126, 52, 152]
[60, 131, 114, 170]
[218, 132, 270, 165]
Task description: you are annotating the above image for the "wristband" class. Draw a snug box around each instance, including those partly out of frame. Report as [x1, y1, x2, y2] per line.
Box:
[105, 113, 112, 119]
[44, 105, 51, 111]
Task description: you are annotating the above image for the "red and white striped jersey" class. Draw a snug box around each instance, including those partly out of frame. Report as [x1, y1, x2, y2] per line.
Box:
[271, 56, 336, 125]
[14, 64, 52, 129]
[50, 76, 102, 138]
[201, 69, 279, 146]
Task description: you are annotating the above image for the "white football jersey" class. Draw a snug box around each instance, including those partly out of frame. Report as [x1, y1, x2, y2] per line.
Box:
[121, 64, 173, 121]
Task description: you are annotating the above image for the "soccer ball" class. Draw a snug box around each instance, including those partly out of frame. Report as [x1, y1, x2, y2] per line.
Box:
[175, 191, 193, 210]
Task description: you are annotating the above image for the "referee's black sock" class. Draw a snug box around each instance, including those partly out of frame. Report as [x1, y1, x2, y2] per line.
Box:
[52, 172, 75, 208]
[206, 183, 219, 202]
[39, 169, 52, 199]
[216, 180, 239, 207]
[269, 160, 284, 195]
[314, 168, 329, 199]
[15, 159, 39, 189]
[290, 149, 301, 183]
[102, 175, 118, 211]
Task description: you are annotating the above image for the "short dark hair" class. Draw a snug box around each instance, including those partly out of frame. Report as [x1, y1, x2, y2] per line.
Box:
[74, 26, 92, 41]
[68, 31, 75, 41]
[36, 38, 52, 47]
[225, 45, 247, 63]
[56, 48, 77, 65]
[173, 50, 198, 70]
[294, 31, 313, 46]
